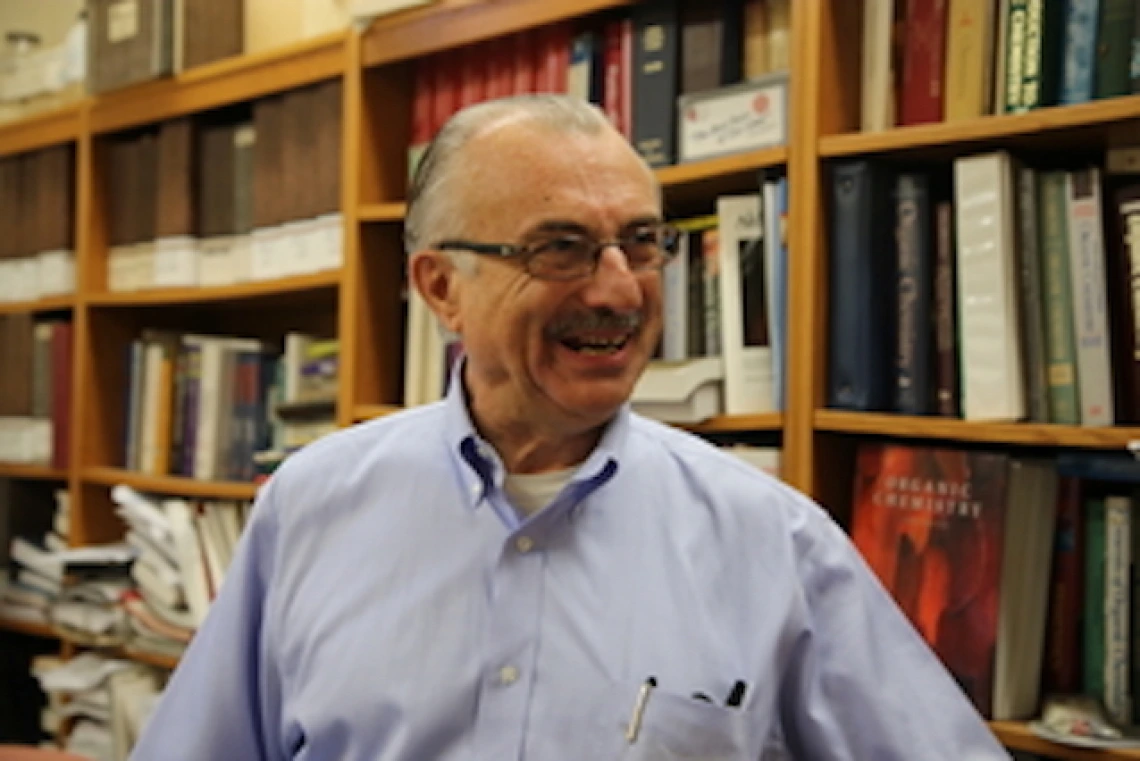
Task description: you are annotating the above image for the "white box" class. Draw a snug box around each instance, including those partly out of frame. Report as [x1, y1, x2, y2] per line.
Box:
[677, 73, 789, 163]
[632, 357, 725, 424]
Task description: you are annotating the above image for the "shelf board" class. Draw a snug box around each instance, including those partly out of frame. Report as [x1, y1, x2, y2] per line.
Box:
[83, 467, 260, 501]
[815, 410, 1140, 449]
[359, 202, 408, 222]
[657, 146, 788, 188]
[0, 615, 57, 639]
[89, 32, 348, 134]
[362, 0, 635, 67]
[353, 404, 404, 422]
[0, 102, 84, 157]
[684, 413, 784, 434]
[0, 294, 75, 315]
[820, 95, 1140, 158]
[0, 462, 68, 481]
[86, 269, 341, 308]
[991, 721, 1140, 760]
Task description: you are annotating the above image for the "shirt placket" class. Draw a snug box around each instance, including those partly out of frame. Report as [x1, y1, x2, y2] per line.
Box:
[469, 525, 546, 761]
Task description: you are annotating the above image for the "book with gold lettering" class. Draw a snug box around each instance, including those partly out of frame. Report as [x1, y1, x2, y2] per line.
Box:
[852, 442, 1059, 720]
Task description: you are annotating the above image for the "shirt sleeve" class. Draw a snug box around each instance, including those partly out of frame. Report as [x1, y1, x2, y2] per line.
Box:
[129, 478, 285, 761]
[777, 502, 1012, 761]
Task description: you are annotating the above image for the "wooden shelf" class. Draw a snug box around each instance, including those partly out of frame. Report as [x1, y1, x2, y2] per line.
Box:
[815, 410, 1140, 450]
[353, 404, 404, 422]
[657, 146, 788, 188]
[359, 202, 408, 222]
[684, 413, 784, 434]
[362, 0, 634, 67]
[89, 32, 348, 134]
[0, 102, 84, 157]
[990, 721, 1140, 760]
[0, 294, 75, 315]
[820, 95, 1140, 158]
[83, 467, 260, 501]
[0, 462, 68, 481]
[0, 615, 57, 639]
[86, 270, 341, 308]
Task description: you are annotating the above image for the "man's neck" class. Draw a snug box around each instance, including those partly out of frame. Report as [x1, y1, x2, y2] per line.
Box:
[464, 378, 605, 475]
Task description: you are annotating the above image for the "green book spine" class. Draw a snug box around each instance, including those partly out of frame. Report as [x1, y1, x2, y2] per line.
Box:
[1085, 497, 1107, 701]
[1037, 171, 1082, 424]
[1095, 0, 1137, 98]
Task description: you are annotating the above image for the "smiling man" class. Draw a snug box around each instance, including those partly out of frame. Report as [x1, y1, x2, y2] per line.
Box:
[130, 96, 1010, 761]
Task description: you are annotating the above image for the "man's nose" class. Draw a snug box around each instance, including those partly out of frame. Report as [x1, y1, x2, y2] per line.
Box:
[580, 244, 644, 310]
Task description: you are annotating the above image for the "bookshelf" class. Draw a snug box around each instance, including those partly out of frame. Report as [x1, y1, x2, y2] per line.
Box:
[1, 0, 1138, 758]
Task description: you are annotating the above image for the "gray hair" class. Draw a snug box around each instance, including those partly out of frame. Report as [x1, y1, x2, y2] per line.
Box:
[403, 94, 628, 259]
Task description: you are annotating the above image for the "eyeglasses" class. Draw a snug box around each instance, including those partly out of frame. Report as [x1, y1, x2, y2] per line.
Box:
[434, 222, 682, 282]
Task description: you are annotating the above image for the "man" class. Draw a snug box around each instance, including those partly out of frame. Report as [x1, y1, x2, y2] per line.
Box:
[130, 95, 1009, 760]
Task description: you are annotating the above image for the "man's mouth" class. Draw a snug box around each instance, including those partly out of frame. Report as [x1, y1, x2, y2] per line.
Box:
[559, 333, 633, 355]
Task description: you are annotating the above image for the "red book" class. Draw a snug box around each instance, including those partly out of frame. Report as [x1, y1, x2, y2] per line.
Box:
[534, 23, 571, 93]
[410, 57, 435, 148]
[1041, 475, 1083, 694]
[511, 30, 537, 94]
[603, 19, 629, 137]
[851, 443, 1009, 717]
[485, 43, 514, 100]
[459, 44, 488, 108]
[50, 322, 73, 470]
[899, 0, 949, 125]
[431, 51, 460, 137]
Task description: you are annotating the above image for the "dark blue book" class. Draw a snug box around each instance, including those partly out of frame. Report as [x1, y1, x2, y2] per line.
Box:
[828, 160, 896, 412]
[632, 0, 680, 167]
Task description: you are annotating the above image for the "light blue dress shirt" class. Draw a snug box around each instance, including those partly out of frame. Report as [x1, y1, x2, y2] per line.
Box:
[130, 377, 1010, 761]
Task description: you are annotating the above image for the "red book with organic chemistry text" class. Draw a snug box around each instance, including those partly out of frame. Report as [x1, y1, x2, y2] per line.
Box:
[851, 443, 1009, 717]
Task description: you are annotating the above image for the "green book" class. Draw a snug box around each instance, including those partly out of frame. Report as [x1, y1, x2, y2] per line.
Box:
[1037, 171, 1081, 424]
[1084, 497, 1106, 702]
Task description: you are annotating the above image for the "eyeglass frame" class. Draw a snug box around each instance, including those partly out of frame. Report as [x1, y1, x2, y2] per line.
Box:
[432, 221, 683, 282]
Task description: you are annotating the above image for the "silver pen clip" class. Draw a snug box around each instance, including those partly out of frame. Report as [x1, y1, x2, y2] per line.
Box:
[625, 676, 657, 743]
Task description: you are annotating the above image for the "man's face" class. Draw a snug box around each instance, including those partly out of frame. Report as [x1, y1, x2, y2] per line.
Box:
[433, 122, 664, 433]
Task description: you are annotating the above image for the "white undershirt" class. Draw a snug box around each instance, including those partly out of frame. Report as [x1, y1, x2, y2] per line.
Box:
[503, 468, 576, 517]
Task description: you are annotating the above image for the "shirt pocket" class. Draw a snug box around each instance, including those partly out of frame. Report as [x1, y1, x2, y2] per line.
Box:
[595, 681, 757, 761]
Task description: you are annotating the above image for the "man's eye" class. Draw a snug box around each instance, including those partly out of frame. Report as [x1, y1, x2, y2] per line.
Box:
[627, 228, 660, 245]
[539, 237, 588, 254]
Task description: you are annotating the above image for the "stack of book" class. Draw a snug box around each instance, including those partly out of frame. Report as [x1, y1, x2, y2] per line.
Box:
[35, 652, 162, 761]
[0, 146, 76, 303]
[106, 81, 343, 292]
[112, 485, 251, 658]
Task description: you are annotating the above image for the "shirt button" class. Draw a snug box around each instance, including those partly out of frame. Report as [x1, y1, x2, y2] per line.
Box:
[515, 536, 534, 553]
[498, 665, 519, 685]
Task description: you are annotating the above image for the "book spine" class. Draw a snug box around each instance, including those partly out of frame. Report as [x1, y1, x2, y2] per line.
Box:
[1066, 167, 1115, 425]
[1003, 0, 1031, 112]
[902, 0, 950, 124]
[1084, 497, 1107, 702]
[632, 0, 680, 167]
[1037, 171, 1082, 424]
[828, 160, 895, 411]
[1043, 476, 1083, 693]
[1095, 0, 1136, 97]
[933, 200, 960, 416]
[894, 173, 933, 414]
[1060, 0, 1101, 104]
[1104, 494, 1133, 725]
[1016, 166, 1050, 422]
[1116, 193, 1140, 422]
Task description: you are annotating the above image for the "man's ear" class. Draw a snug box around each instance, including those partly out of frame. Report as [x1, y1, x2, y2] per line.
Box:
[409, 250, 464, 333]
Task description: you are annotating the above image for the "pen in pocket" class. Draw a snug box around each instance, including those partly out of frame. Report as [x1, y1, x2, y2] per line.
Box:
[625, 676, 657, 743]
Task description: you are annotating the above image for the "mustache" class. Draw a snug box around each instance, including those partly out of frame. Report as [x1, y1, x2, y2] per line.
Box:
[546, 309, 643, 338]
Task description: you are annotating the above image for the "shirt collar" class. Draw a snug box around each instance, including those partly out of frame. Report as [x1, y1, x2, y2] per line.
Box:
[441, 358, 631, 511]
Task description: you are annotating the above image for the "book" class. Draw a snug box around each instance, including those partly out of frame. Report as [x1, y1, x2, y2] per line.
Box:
[852, 443, 1010, 717]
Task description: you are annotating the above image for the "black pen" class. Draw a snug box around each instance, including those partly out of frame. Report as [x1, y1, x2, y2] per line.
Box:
[626, 676, 657, 743]
[726, 680, 747, 708]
